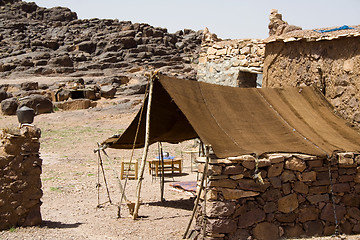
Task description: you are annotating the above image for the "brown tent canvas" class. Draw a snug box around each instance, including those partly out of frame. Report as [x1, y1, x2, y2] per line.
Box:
[103, 74, 360, 158]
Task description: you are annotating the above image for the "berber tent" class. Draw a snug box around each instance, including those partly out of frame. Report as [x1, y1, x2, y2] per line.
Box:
[103, 74, 360, 158]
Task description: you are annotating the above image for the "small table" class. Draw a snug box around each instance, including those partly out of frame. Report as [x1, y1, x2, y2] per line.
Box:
[148, 158, 182, 177]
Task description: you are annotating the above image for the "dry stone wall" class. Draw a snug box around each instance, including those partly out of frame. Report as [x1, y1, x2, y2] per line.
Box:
[0, 125, 42, 230]
[193, 152, 360, 239]
[197, 28, 265, 87]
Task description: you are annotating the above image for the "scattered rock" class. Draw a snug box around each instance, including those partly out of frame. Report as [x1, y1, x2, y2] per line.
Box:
[19, 94, 53, 114]
[1, 97, 18, 115]
[100, 85, 117, 99]
[21, 81, 39, 91]
[56, 89, 71, 101]
[0, 90, 11, 102]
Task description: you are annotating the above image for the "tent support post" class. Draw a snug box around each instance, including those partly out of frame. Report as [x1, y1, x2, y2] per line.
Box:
[132, 73, 154, 220]
[182, 145, 210, 239]
[158, 142, 165, 202]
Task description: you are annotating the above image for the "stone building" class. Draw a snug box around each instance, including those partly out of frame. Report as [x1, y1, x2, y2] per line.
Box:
[263, 10, 360, 127]
[191, 11, 360, 239]
[197, 28, 265, 88]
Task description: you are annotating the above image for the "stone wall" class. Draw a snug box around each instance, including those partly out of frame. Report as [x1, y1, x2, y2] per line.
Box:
[0, 125, 42, 230]
[193, 152, 360, 239]
[263, 37, 360, 128]
[197, 28, 265, 87]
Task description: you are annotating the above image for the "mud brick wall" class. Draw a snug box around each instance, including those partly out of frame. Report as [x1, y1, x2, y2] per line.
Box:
[0, 125, 42, 230]
[194, 152, 360, 240]
[263, 37, 360, 128]
[197, 29, 265, 87]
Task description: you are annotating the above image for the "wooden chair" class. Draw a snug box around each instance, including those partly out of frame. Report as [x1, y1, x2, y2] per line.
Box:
[120, 159, 139, 180]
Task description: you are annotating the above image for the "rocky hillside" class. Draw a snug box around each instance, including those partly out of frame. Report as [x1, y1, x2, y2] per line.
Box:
[0, 0, 203, 80]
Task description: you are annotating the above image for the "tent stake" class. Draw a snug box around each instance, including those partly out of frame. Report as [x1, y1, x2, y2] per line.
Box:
[132, 73, 154, 220]
[183, 145, 210, 239]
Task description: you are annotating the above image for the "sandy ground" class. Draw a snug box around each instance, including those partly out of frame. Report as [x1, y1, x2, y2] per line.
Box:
[0, 77, 359, 240]
[0, 95, 199, 240]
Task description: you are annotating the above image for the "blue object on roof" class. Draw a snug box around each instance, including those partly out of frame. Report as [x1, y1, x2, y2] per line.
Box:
[314, 25, 354, 33]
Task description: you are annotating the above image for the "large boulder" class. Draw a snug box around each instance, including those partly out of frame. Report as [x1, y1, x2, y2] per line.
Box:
[43, 6, 77, 22]
[49, 54, 73, 67]
[21, 81, 39, 91]
[1, 97, 18, 115]
[56, 89, 71, 101]
[0, 90, 12, 102]
[19, 94, 53, 114]
[77, 41, 96, 54]
[100, 85, 116, 99]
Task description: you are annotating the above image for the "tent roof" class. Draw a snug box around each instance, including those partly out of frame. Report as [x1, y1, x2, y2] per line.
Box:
[103, 74, 360, 158]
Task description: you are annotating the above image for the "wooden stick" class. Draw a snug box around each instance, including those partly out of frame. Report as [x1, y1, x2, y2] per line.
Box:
[100, 146, 128, 202]
[132, 73, 154, 220]
[97, 146, 112, 205]
[159, 142, 165, 202]
[183, 145, 210, 239]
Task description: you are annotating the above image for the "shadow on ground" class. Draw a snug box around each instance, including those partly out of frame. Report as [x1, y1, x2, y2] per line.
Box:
[41, 221, 82, 229]
[149, 173, 190, 182]
[147, 198, 194, 211]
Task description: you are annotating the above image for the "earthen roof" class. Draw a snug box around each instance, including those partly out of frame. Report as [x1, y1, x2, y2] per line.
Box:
[264, 25, 360, 43]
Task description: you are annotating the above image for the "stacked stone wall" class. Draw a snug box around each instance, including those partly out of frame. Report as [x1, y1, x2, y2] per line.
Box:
[0, 125, 42, 230]
[197, 29, 265, 87]
[194, 152, 360, 239]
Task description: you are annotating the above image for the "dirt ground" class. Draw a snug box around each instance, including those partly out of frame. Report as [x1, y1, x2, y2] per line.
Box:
[0, 77, 359, 240]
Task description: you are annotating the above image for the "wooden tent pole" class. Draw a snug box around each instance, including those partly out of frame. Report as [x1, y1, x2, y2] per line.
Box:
[132, 73, 154, 220]
[159, 142, 165, 202]
[183, 145, 210, 239]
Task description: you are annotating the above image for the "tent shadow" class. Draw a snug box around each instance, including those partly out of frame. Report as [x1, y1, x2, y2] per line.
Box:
[147, 198, 194, 211]
[40, 220, 82, 229]
[151, 172, 189, 179]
